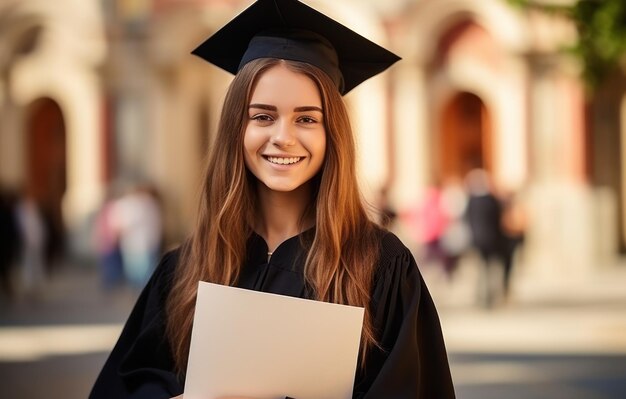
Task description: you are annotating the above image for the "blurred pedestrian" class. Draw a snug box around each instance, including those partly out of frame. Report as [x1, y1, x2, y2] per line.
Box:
[413, 181, 461, 279]
[93, 189, 124, 290]
[40, 203, 66, 274]
[114, 184, 163, 289]
[14, 191, 48, 300]
[500, 188, 527, 295]
[0, 187, 21, 300]
[439, 177, 471, 279]
[464, 168, 509, 307]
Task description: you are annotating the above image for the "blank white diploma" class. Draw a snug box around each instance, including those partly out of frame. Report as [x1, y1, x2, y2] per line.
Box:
[184, 281, 364, 399]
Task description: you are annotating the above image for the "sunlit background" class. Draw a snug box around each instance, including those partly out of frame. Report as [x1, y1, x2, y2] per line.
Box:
[1, 0, 626, 398]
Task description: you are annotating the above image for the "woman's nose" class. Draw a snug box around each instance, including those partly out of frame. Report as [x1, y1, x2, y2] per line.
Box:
[270, 121, 296, 147]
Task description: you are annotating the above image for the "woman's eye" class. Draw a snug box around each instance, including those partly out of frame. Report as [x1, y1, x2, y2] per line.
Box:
[251, 114, 273, 122]
[298, 116, 318, 124]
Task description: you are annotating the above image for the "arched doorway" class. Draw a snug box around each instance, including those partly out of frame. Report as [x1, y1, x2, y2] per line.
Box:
[26, 97, 67, 266]
[438, 91, 492, 181]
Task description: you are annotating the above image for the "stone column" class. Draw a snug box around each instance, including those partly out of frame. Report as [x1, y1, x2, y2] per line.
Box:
[390, 61, 430, 215]
[524, 55, 597, 284]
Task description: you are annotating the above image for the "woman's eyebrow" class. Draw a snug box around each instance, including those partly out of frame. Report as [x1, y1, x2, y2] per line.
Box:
[249, 103, 277, 111]
[294, 106, 323, 113]
[249, 104, 323, 113]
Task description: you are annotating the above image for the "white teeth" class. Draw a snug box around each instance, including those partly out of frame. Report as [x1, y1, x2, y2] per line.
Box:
[267, 156, 302, 165]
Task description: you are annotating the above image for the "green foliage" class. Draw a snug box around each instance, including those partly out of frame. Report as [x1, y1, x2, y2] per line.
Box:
[508, 0, 626, 89]
[507, 0, 529, 7]
[571, 0, 626, 87]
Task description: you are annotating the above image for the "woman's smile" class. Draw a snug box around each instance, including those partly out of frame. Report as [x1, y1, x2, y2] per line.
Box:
[264, 155, 304, 165]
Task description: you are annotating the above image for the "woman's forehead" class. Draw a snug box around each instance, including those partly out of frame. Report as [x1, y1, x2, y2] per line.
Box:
[249, 64, 322, 108]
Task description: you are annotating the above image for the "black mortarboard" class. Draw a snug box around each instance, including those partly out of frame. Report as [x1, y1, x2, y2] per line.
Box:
[191, 0, 401, 95]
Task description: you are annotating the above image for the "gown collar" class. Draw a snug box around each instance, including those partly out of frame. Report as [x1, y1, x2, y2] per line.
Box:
[246, 227, 315, 271]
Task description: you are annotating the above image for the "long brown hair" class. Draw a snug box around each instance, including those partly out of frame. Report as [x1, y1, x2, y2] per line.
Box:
[166, 58, 380, 374]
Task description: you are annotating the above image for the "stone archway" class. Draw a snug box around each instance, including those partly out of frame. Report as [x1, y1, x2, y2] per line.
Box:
[428, 18, 500, 184]
[438, 91, 492, 181]
[26, 97, 66, 263]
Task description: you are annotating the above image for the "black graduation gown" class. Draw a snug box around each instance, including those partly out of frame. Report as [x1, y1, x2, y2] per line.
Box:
[89, 230, 456, 399]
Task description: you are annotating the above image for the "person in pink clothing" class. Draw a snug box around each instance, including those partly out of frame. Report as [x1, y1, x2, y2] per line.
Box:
[407, 181, 465, 279]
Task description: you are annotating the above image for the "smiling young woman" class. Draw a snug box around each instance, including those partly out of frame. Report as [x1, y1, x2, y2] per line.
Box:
[166, 55, 386, 377]
[89, 1, 456, 399]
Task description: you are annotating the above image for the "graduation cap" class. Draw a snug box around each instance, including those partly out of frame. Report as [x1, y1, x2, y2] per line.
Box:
[192, 0, 401, 94]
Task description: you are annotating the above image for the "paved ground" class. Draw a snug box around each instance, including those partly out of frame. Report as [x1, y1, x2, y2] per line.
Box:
[1, 256, 625, 399]
[428, 255, 626, 399]
[0, 263, 135, 399]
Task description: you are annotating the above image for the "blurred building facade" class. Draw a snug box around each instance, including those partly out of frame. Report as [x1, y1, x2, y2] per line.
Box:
[0, 0, 623, 283]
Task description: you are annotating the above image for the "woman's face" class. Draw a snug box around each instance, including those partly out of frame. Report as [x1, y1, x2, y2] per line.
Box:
[244, 63, 327, 193]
